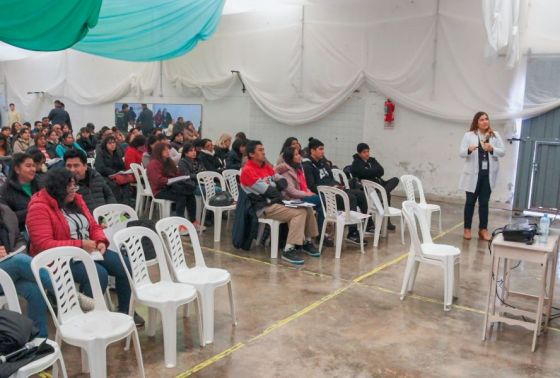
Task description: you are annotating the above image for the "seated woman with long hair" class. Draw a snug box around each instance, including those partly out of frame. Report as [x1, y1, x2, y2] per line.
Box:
[124, 135, 146, 169]
[147, 142, 202, 229]
[95, 135, 132, 204]
[276, 146, 324, 231]
[26, 167, 143, 324]
[0, 153, 42, 231]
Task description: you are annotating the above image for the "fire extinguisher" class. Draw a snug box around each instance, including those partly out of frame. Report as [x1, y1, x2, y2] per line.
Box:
[384, 98, 395, 124]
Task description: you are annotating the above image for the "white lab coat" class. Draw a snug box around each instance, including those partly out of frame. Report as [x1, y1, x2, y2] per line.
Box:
[458, 131, 505, 193]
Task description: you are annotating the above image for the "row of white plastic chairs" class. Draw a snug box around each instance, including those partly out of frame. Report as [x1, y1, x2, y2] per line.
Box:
[0, 212, 236, 377]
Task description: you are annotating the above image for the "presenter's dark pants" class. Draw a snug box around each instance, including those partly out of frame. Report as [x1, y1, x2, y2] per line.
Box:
[464, 174, 491, 229]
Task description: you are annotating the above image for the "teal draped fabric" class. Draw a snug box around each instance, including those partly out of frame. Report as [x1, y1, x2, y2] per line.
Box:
[74, 0, 225, 62]
[0, 0, 102, 51]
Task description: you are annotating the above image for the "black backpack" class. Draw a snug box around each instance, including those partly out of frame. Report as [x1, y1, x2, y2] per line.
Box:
[0, 310, 54, 378]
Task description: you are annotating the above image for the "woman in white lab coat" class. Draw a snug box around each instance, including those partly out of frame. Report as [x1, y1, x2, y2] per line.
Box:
[459, 112, 505, 241]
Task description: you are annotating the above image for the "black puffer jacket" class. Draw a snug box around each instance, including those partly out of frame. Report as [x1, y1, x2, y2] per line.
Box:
[198, 150, 224, 173]
[0, 177, 41, 231]
[76, 168, 117, 213]
[350, 154, 384, 182]
[178, 157, 205, 180]
[94, 148, 125, 177]
[225, 150, 242, 170]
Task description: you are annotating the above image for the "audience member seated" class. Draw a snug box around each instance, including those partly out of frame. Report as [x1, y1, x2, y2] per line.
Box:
[178, 142, 205, 180]
[12, 128, 34, 154]
[26, 168, 144, 325]
[65, 150, 116, 213]
[41, 117, 51, 131]
[0, 134, 12, 157]
[29, 149, 47, 185]
[225, 138, 247, 170]
[214, 133, 232, 165]
[32, 120, 43, 135]
[95, 135, 132, 204]
[182, 121, 199, 141]
[112, 128, 128, 151]
[276, 146, 324, 232]
[10, 122, 23, 145]
[56, 132, 86, 158]
[350, 142, 399, 230]
[303, 138, 370, 244]
[51, 124, 63, 138]
[76, 126, 97, 157]
[147, 142, 201, 228]
[170, 132, 184, 152]
[46, 129, 59, 155]
[0, 153, 42, 231]
[31, 133, 56, 161]
[1, 127, 12, 145]
[198, 138, 224, 173]
[0, 204, 51, 337]
[240, 140, 319, 265]
[142, 134, 166, 167]
[124, 135, 146, 169]
[61, 124, 71, 135]
[277, 137, 301, 165]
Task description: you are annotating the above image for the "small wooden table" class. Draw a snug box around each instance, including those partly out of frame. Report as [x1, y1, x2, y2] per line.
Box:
[482, 233, 559, 351]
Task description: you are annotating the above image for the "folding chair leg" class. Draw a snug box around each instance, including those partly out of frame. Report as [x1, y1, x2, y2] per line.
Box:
[227, 281, 237, 326]
[213, 210, 222, 242]
[318, 222, 327, 252]
[270, 222, 280, 259]
[400, 215, 405, 244]
[374, 214, 382, 247]
[335, 221, 345, 259]
[400, 256, 416, 300]
[199, 209, 207, 236]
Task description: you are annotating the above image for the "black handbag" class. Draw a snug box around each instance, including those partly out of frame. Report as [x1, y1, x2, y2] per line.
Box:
[208, 191, 235, 207]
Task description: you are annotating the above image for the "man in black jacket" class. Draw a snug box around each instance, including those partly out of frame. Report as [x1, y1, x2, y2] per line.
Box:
[303, 138, 370, 244]
[64, 150, 116, 213]
[350, 143, 399, 230]
[137, 103, 154, 136]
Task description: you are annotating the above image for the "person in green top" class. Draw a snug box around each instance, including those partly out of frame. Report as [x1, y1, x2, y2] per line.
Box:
[0, 153, 42, 231]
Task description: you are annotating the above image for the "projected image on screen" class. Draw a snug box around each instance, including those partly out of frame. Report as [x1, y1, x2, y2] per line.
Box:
[115, 103, 144, 129]
[152, 104, 202, 132]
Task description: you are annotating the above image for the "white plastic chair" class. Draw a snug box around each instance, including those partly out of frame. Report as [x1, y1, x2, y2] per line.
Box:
[93, 204, 139, 253]
[400, 201, 460, 311]
[113, 227, 203, 368]
[361, 180, 405, 247]
[400, 174, 442, 233]
[130, 163, 173, 219]
[30, 247, 145, 378]
[256, 218, 285, 259]
[156, 217, 237, 345]
[197, 172, 236, 242]
[0, 269, 68, 378]
[317, 186, 370, 258]
[331, 168, 350, 190]
[222, 169, 241, 202]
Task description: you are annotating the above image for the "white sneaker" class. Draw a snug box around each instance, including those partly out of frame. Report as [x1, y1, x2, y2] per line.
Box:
[78, 293, 95, 312]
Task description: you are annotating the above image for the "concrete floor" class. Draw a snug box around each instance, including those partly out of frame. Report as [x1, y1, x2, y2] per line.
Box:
[55, 198, 560, 377]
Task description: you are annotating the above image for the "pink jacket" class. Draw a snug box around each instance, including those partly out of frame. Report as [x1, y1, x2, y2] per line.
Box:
[275, 163, 310, 199]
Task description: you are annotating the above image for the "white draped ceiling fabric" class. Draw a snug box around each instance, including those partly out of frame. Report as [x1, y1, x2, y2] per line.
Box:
[2, 0, 560, 125]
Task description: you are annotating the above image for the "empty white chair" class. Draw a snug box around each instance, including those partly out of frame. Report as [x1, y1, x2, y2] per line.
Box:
[156, 217, 236, 345]
[400, 174, 442, 233]
[331, 168, 350, 190]
[317, 186, 370, 258]
[361, 180, 405, 247]
[130, 163, 173, 219]
[93, 204, 138, 253]
[0, 269, 68, 378]
[399, 201, 460, 311]
[30, 247, 144, 378]
[113, 227, 203, 368]
[222, 169, 241, 202]
[197, 172, 236, 242]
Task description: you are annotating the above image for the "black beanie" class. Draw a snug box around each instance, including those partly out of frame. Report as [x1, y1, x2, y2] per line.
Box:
[357, 143, 369, 153]
[308, 137, 324, 150]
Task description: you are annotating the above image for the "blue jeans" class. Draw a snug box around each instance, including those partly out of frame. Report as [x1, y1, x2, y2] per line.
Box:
[0, 253, 52, 338]
[70, 250, 132, 314]
[302, 195, 324, 232]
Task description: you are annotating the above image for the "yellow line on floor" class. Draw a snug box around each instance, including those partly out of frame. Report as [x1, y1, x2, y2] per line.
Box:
[176, 342, 245, 378]
[175, 221, 465, 377]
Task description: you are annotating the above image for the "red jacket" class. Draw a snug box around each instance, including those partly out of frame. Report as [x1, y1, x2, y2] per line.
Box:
[124, 146, 144, 170]
[27, 189, 109, 256]
[147, 158, 178, 196]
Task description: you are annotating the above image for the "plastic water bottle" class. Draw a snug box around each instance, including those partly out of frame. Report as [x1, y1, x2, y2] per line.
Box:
[539, 214, 550, 244]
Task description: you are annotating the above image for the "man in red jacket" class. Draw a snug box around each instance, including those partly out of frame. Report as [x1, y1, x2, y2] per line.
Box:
[240, 140, 319, 265]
